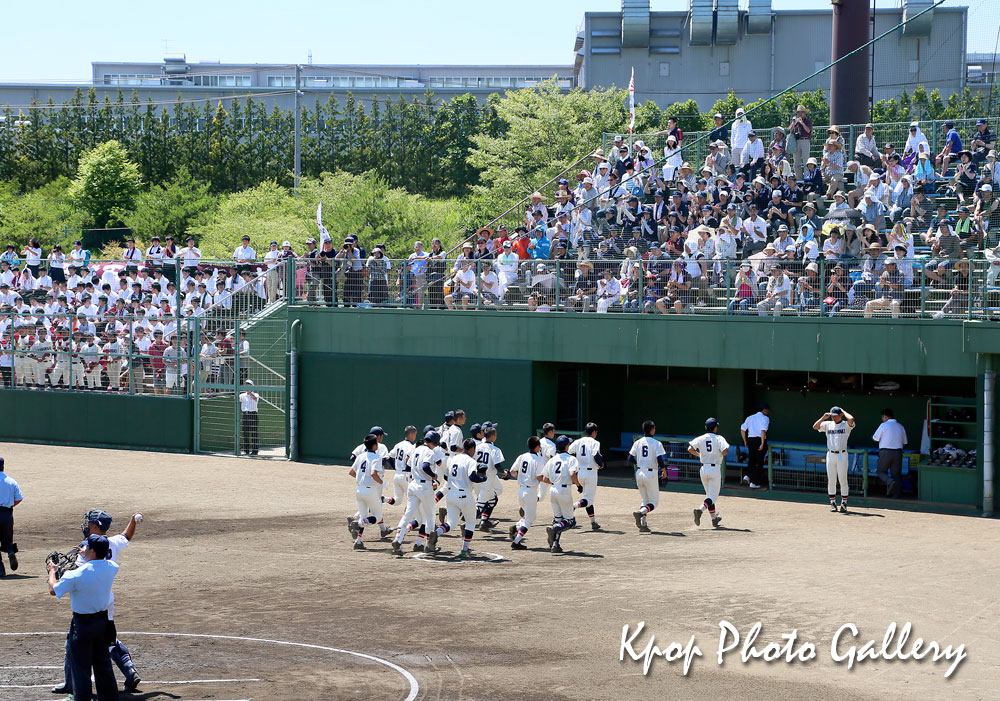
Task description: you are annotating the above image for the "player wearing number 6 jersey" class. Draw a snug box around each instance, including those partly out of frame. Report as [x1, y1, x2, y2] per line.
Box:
[628, 421, 667, 532]
[813, 406, 856, 512]
[387, 426, 418, 506]
[427, 439, 487, 558]
[509, 436, 546, 549]
[543, 436, 579, 553]
[689, 418, 730, 528]
[348, 435, 385, 550]
[568, 422, 604, 530]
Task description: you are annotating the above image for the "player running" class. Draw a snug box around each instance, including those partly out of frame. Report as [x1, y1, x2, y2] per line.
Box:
[348, 434, 385, 550]
[392, 431, 445, 554]
[689, 418, 730, 528]
[427, 438, 487, 559]
[509, 436, 546, 549]
[347, 427, 392, 538]
[628, 421, 668, 532]
[569, 422, 603, 530]
[387, 426, 418, 506]
[475, 423, 506, 531]
[543, 435, 578, 553]
[813, 406, 856, 512]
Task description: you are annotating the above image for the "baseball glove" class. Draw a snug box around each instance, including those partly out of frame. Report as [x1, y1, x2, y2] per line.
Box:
[45, 548, 80, 580]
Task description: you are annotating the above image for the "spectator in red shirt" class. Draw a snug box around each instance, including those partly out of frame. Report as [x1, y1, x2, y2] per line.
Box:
[512, 228, 532, 260]
[148, 330, 168, 395]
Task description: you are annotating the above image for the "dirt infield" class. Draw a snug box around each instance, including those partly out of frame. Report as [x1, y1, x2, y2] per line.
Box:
[0, 442, 996, 700]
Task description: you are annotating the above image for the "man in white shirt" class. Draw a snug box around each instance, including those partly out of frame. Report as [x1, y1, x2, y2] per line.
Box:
[757, 264, 791, 317]
[814, 407, 856, 512]
[263, 241, 282, 303]
[741, 204, 768, 256]
[595, 268, 622, 313]
[873, 408, 907, 498]
[688, 418, 730, 528]
[496, 241, 520, 290]
[508, 436, 546, 549]
[233, 236, 256, 274]
[386, 426, 418, 508]
[741, 130, 765, 180]
[445, 261, 476, 310]
[740, 404, 771, 489]
[628, 420, 667, 532]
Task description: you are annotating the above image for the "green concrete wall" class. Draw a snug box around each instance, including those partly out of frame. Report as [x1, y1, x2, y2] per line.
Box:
[0, 390, 193, 452]
[290, 308, 981, 378]
[298, 353, 534, 463]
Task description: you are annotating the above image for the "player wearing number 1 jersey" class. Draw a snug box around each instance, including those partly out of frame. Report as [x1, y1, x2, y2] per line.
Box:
[427, 438, 487, 558]
[542, 436, 579, 553]
[387, 426, 418, 506]
[509, 436, 546, 549]
[348, 435, 385, 550]
[568, 422, 604, 530]
[628, 420, 668, 532]
[689, 418, 730, 528]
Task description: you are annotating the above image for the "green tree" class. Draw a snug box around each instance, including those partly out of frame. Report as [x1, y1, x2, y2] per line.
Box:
[120, 167, 217, 241]
[0, 177, 86, 248]
[67, 140, 142, 228]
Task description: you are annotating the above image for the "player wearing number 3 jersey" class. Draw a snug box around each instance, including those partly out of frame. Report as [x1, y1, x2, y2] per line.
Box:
[427, 438, 487, 559]
[628, 421, 667, 532]
[689, 418, 730, 528]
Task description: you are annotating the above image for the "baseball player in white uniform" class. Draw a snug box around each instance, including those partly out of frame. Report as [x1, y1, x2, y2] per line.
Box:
[426, 438, 487, 559]
[688, 418, 730, 528]
[348, 435, 385, 550]
[392, 431, 445, 554]
[537, 423, 557, 505]
[813, 406, 856, 512]
[435, 410, 466, 523]
[509, 436, 546, 549]
[475, 424, 506, 531]
[568, 422, 603, 530]
[347, 426, 392, 538]
[542, 435, 578, 553]
[387, 426, 418, 506]
[628, 421, 668, 532]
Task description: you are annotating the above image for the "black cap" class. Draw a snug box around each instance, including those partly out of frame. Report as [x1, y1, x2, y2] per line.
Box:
[444, 410, 456, 421]
[759, 402, 770, 411]
[705, 417, 719, 431]
[85, 534, 110, 559]
[369, 426, 385, 436]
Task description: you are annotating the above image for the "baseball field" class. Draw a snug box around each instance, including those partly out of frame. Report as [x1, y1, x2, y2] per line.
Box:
[1, 441, 996, 701]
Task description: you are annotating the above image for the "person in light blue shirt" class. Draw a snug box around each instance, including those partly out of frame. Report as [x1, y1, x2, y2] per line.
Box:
[529, 227, 551, 260]
[49, 534, 120, 701]
[0, 457, 22, 577]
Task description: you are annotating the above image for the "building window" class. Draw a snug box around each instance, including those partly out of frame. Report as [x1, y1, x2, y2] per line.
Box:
[192, 75, 251, 87]
[102, 74, 158, 86]
[659, 62, 670, 77]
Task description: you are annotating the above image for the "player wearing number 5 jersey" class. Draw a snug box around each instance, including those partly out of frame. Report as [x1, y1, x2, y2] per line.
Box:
[689, 418, 730, 528]
[813, 406, 856, 512]
[628, 421, 667, 532]
[348, 435, 385, 550]
[543, 436, 579, 553]
[387, 426, 418, 507]
[509, 436, 546, 549]
[427, 439, 487, 559]
[568, 422, 604, 530]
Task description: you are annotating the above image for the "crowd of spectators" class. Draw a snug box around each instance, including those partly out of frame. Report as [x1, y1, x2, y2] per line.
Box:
[290, 112, 1000, 319]
[0, 236, 277, 393]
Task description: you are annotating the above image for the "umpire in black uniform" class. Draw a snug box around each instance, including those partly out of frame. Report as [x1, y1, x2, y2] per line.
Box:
[0, 457, 23, 577]
[48, 534, 120, 701]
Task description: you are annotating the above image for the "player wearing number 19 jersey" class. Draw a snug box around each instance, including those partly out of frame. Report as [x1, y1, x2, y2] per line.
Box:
[688, 418, 730, 528]
[568, 422, 604, 530]
[387, 426, 418, 506]
[628, 420, 667, 532]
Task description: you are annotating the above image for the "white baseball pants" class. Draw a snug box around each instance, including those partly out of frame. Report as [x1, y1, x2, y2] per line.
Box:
[397, 483, 435, 535]
[391, 472, 409, 505]
[49, 362, 68, 388]
[827, 451, 849, 497]
[355, 486, 381, 523]
[517, 485, 539, 528]
[575, 469, 599, 504]
[445, 490, 478, 531]
[550, 484, 574, 521]
[537, 481, 550, 502]
[700, 465, 722, 503]
[635, 469, 660, 509]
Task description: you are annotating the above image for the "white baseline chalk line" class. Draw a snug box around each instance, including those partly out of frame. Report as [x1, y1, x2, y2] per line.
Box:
[0, 631, 419, 701]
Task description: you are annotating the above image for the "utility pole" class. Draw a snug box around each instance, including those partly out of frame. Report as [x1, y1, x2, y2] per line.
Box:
[294, 64, 302, 190]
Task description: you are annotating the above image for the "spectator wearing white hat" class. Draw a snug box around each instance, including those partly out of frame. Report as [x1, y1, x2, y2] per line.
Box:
[757, 264, 791, 317]
[974, 184, 999, 235]
[903, 122, 930, 167]
[263, 240, 282, 303]
[787, 105, 814, 180]
[796, 261, 822, 308]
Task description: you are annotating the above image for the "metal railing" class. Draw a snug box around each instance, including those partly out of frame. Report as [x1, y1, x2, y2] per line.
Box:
[288, 256, 999, 321]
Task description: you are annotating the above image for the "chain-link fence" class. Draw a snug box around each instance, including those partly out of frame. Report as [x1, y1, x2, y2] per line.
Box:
[287, 255, 999, 321]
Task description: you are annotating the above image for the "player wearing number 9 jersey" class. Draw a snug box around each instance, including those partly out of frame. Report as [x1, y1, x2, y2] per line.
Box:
[542, 436, 579, 553]
[509, 436, 546, 549]
[628, 420, 667, 532]
[568, 422, 604, 530]
[427, 439, 487, 559]
[688, 418, 730, 528]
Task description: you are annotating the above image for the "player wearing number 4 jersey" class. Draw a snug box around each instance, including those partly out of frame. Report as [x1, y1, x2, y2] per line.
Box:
[628, 421, 668, 532]
[426, 439, 488, 558]
[689, 418, 730, 528]
[347, 426, 392, 539]
[348, 435, 385, 550]
[387, 426, 418, 507]
[509, 436, 546, 549]
[813, 406, 856, 512]
[568, 422, 604, 530]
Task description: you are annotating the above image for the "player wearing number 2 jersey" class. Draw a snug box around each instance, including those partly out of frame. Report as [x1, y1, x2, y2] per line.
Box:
[509, 436, 546, 549]
[568, 422, 604, 530]
[628, 420, 667, 532]
[689, 418, 730, 528]
[542, 436, 579, 553]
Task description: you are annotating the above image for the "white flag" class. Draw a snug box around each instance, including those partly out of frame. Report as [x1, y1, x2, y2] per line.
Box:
[316, 202, 330, 243]
[628, 67, 635, 134]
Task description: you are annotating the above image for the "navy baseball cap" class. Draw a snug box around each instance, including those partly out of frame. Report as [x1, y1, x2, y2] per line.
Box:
[759, 402, 770, 411]
[977, 118, 987, 126]
[422, 424, 436, 436]
[369, 426, 385, 436]
[86, 535, 111, 560]
[830, 406, 843, 415]
[482, 421, 499, 429]
[469, 423, 482, 435]
[701, 205, 712, 212]
[444, 410, 456, 421]
[705, 418, 719, 431]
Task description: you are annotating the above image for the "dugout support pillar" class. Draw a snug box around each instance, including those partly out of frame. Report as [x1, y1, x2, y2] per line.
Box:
[830, 0, 870, 127]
